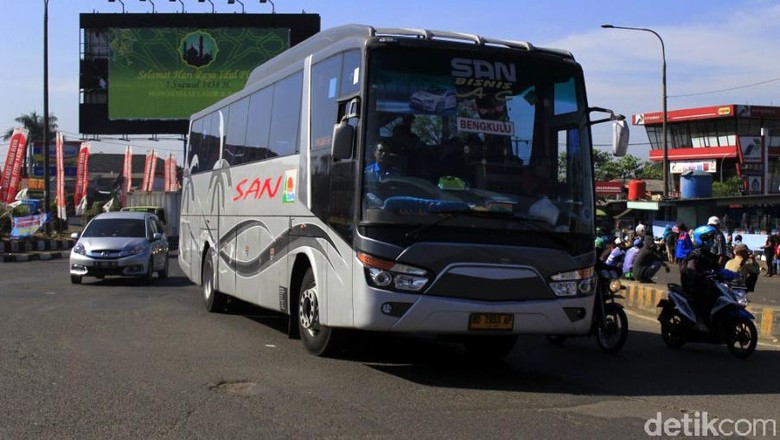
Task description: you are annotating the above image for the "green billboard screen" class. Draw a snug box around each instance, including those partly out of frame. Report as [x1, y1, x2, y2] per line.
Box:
[108, 27, 290, 120]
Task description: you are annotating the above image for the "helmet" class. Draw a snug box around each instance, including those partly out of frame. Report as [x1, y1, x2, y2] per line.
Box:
[692, 225, 717, 249]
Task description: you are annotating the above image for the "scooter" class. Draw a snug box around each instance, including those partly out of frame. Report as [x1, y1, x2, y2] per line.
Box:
[656, 269, 757, 358]
[547, 263, 629, 354]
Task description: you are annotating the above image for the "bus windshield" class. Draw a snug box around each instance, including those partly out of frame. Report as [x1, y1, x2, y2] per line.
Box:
[362, 46, 595, 239]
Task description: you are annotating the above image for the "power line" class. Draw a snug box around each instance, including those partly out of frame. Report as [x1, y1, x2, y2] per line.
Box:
[669, 77, 780, 98]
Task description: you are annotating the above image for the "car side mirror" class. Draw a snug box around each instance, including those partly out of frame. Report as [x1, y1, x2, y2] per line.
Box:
[70, 232, 80, 240]
[152, 232, 163, 241]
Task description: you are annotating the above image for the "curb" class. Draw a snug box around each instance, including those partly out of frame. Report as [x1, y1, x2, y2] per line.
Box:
[620, 280, 780, 344]
[0, 238, 73, 263]
[1, 251, 66, 263]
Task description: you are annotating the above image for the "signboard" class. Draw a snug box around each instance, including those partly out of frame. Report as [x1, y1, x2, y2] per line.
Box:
[30, 140, 80, 178]
[108, 27, 289, 120]
[595, 181, 623, 196]
[746, 176, 763, 194]
[738, 135, 762, 163]
[669, 160, 717, 174]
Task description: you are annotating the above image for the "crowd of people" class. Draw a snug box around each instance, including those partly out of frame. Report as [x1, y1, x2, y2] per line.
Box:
[596, 216, 780, 292]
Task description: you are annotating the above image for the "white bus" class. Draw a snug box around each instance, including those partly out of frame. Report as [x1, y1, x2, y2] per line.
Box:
[179, 24, 628, 357]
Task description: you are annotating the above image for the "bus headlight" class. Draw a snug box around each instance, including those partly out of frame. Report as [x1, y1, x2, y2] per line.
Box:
[549, 267, 595, 297]
[358, 252, 430, 293]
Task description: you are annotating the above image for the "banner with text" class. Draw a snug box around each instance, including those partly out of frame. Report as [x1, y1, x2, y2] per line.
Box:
[74, 143, 91, 208]
[108, 27, 289, 120]
[0, 128, 29, 204]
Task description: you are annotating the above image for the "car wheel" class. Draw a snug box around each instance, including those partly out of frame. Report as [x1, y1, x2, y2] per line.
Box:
[203, 248, 228, 313]
[158, 256, 169, 279]
[70, 275, 82, 284]
[298, 268, 341, 356]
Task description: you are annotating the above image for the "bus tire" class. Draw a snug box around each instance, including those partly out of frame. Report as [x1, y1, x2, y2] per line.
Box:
[203, 248, 228, 313]
[298, 268, 339, 356]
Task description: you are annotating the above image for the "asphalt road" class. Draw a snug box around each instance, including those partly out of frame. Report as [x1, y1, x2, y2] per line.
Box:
[1, 258, 778, 439]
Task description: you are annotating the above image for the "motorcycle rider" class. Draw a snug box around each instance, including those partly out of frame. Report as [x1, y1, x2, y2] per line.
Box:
[680, 225, 721, 326]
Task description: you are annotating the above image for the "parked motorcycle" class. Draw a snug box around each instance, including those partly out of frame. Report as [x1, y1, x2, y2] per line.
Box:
[547, 263, 629, 353]
[656, 269, 757, 358]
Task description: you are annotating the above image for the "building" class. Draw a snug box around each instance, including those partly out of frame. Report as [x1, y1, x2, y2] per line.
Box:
[633, 104, 780, 195]
[628, 104, 780, 235]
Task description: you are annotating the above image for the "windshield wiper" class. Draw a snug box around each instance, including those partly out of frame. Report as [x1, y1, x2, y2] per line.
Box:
[403, 210, 475, 242]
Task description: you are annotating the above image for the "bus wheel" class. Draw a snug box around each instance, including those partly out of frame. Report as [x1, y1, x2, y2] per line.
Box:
[203, 248, 227, 313]
[298, 268, 339, 356]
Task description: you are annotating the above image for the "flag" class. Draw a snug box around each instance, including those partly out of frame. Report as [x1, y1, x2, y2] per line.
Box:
[0, 128, 29, 204]
[74, 143, 90, 208]
[75, 194, 88, 216]
[164, 154, 178, 192]
[122, 145, 132, 206]
[142, 149, 157, 191]
[55, 132, 67, 221]
[102, 197, 114, 212]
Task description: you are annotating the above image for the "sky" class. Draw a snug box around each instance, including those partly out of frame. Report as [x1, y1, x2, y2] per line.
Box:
[1, 0, 779, 167]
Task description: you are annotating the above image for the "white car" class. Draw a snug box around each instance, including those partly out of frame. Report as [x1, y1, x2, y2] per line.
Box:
[410, 87, 457, 113]
[69, 211, 169, 284]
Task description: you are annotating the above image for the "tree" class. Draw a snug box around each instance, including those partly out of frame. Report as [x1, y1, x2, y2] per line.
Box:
[3, 111, 58, 144]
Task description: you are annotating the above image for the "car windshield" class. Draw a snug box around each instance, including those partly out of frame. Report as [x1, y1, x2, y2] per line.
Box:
[362, 46, 595, 237]
[82, 218, 146, 238]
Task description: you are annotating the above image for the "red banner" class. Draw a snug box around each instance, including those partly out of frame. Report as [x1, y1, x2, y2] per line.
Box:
[164, 154, 178, 192]
[122, 145, 132, 206]
[0, 128, 29, 204]
[74, 143, 90, 207]
[56, 132, 67, 220]
[142, 150, 157, 192]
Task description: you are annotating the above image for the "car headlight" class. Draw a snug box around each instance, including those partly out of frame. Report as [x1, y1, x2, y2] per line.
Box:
[125, 243, 146, 257]
[358, 252, 430, 293]
[73, 243, 86, 256]
[549, 266, 595, 297]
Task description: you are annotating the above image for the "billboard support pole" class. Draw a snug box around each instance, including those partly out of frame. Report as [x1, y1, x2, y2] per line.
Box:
[43, 0, 51, 235]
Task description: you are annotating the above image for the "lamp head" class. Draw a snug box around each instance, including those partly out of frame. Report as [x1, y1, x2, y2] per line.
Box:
[601, 24, 614, 29]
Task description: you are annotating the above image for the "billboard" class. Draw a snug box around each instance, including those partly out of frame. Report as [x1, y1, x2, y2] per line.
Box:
[108, 27, 289, 119]
[80, 13, 320, 135]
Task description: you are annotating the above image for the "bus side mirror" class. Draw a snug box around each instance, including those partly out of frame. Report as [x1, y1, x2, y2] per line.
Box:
[332, 97, 359, 161]
[612, 119, 629, 157]
[332, 121, 355, 161]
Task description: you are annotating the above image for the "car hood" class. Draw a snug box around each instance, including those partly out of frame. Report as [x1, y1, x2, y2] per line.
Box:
[78, 237, 149, 252]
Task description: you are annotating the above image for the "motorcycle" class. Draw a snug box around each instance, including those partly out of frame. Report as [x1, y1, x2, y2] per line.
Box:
[547, 263, 629, 353]
[656, 269, 757, 358]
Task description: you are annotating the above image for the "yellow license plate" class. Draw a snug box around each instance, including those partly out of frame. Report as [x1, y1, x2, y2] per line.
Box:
[469, 313, 514, 331]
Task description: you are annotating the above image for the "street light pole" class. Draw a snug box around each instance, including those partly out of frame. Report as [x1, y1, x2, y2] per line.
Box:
[601, 24, 669, 199]
[43, 0, 51, 234]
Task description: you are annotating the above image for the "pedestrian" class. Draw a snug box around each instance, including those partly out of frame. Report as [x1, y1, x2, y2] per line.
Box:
[774, 233, 780, 274]
[663, 225, 677, 264]
[622, 238, 643, 280]
[725, 243, 760, 292]
[761, 229, 777, 277]
[706, 216, 728, 268]
[674, 222, 693, 270]
[604, 238, 626, 269]
[633, 238, 670, 283]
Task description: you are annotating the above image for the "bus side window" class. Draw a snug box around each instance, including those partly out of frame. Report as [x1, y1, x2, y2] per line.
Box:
[269, 71, 303, 157]
[311, 54, 343, 151]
